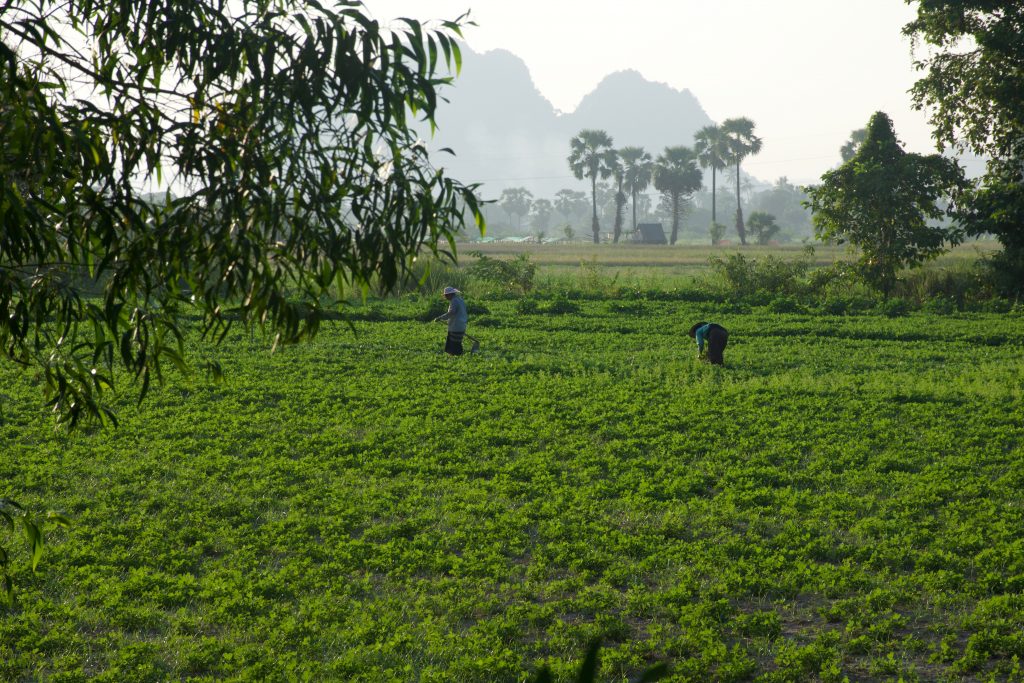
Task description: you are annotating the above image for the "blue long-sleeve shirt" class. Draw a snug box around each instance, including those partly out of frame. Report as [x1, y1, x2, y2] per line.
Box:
[440, 295, 468, 332]
[694, 323, 712, 353]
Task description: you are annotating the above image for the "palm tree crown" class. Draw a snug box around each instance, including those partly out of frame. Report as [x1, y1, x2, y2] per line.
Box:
[653, 146, 703, 245]
[619, 146, 653, 235]
[693, 124, 730, 226]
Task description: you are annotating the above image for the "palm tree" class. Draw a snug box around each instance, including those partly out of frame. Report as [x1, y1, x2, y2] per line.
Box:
[653, 146, 704, 245]
[693, 124, 730, 227]
[609, 151, 628, 243]
[568, 129, 615, 243]
[619, 146, 653, 236]
[721, 117, 763, 245]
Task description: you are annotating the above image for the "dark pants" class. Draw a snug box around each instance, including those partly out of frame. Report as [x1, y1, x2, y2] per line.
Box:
[444, 331, 464, 356]
[707, 327, 728, 365]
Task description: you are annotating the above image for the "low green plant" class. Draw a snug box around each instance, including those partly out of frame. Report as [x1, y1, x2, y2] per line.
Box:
[0, 499, 69, 604]
[515, 298, 540, 315]
[768, 295, 805, 314]
[419, 298, 448, 322]
[3, 296, 1023, 679]
[466, 252, 537, 293]
[529, 641, 668, 683]
[708, 249, 814, 298]
[876, 297, 911, 318]
[921, 295, 958, 314]
[543, 298, 581, 315]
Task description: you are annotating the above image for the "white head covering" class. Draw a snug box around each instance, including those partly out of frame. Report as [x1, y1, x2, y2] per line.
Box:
[443, 286, 460, 296]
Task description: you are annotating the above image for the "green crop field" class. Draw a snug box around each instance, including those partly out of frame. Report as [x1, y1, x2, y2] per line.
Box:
[2, 284, 1023, 681]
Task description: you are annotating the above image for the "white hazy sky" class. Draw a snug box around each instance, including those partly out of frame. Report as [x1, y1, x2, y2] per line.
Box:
[362, 0, 938, 185]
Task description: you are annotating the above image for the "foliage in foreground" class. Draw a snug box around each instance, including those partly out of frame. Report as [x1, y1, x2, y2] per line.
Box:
[2, 295, 1023, 681]
[0, 498, 70, 608]
[0, 0, 482, 428]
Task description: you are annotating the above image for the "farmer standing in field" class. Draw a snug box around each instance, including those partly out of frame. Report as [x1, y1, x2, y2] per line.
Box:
[436, 286, 468, 355]
[689, 321, 729, 365]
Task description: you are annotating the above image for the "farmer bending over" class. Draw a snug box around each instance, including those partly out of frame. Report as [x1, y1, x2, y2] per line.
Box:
[689, 321, 729, 365]
[436, 286, 468, 355]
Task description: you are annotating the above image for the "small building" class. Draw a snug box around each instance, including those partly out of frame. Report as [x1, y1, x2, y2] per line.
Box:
[633, 223, 667, 245]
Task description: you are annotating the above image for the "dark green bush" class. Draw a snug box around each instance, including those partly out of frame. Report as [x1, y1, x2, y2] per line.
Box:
[819, 299, 850, 315]
[921, 296, 958, 315]
[515, 298, 540, 315]
[983, 245, 1024, 298]
[768, 296, 805, 314]
[709, 250, 813, 298]
[543, 298, 581, 315]
[807, 261, 859, 293]
[877, 297, 911, 318]
[466, 252, 536, 293]
[420, 299, 448, 322]
[894, 262, 986, 307]
[817, 293, 876, 315]
[605, 301, 646, 315]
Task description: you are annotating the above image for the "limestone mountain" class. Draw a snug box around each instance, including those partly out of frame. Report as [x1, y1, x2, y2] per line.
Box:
[565, 69, 713, 157]
[420, 45, 716, 201]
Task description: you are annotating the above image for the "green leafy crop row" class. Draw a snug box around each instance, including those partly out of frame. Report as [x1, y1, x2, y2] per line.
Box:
[2, 298, 1022, 681]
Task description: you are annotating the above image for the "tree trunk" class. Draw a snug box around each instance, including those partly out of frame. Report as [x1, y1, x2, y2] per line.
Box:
[591, 175, 600, 244]
[670, 194, 680, 245]
[613, 184, 624, 244]
[735, 162, 747, 245]
[631, 189, 638, 234]
[711, 167, 717, 224]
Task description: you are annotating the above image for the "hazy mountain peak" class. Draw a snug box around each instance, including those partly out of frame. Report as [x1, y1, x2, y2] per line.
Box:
[445, 46, 556, 122]
[571, 70, 712, 150]
[590, 68, 667, 92]
[424, 44, 716, 198]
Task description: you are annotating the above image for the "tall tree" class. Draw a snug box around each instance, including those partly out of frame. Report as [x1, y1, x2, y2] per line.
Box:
[721, 117, 763, 245]
[633, 193, 653, 224]
[693, 124, 730, 226]
[530, 198, 554, 232]
[805, 112, 966, 295]
[554, 189, 588, 227]
[499, 187, 533, 229]
[904, 1, 1024, 294]
[568, 129, 615, 243]
[840, 128, 868, 162]
[610, 152, 628, 243]
[619, 146, 653, 235]
[751, 177, 813, 238]
[653, 146, 704, 245]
